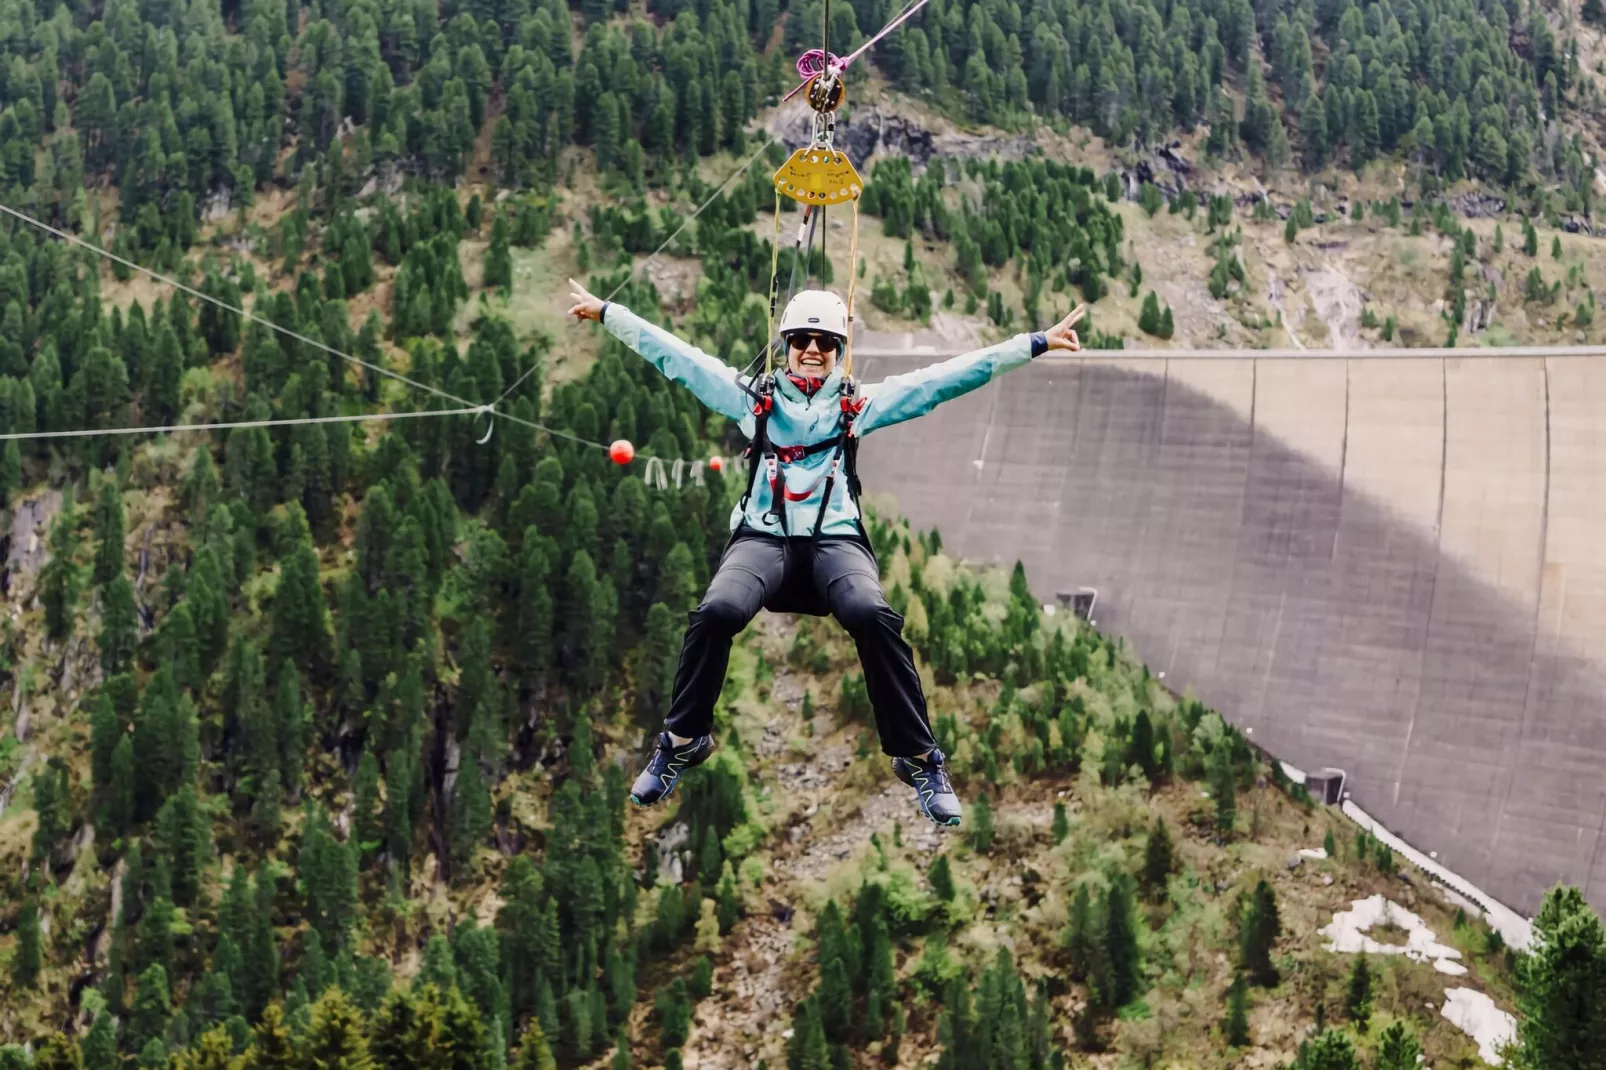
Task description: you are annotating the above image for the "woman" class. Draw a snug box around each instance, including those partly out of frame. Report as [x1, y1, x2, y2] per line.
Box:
[568, 279, 1085, 825]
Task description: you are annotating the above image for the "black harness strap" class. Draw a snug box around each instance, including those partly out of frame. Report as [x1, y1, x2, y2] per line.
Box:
[741, 374, 867, 541]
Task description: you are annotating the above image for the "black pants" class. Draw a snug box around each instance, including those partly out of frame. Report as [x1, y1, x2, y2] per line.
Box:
[664, 529, 938, 758]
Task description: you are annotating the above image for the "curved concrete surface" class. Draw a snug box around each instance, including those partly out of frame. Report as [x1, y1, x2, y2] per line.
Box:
[853, 346, 1606, 916]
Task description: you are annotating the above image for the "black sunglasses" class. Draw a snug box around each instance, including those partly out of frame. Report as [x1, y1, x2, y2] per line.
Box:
[785, 331, 842, 355]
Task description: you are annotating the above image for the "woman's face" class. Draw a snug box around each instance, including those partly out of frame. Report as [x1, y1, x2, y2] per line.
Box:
[786, 331, 841, 377]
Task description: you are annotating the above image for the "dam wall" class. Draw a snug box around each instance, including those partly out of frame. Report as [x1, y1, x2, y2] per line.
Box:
[852, 345, 1606, 916]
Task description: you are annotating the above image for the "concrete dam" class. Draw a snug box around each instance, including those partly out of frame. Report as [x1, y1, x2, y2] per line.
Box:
[852, 342, 1606, 918]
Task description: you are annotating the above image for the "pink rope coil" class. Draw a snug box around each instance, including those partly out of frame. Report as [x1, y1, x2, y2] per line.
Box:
[782, 0, 934, 103]
[795, 49, 843, 80]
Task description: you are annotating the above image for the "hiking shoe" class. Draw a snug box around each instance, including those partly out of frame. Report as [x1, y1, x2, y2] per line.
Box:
[892, 749, 963, 826]
[630, 732, 715, 806]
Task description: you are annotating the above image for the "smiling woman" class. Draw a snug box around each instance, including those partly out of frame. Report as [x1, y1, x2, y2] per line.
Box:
[566, 276, 1085, 829]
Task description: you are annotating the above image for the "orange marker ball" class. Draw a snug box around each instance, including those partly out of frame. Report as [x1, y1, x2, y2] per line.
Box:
[609, 439, 635, 465]
[709, 456, 724, 472]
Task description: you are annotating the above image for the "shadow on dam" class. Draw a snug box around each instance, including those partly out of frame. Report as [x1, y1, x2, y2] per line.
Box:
[855, 352, 1606, 916]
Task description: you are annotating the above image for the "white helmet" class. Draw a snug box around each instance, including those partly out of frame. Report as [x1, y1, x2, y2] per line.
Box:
[779, 290, 849, 340]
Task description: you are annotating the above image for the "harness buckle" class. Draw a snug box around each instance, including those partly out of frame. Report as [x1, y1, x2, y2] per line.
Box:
[773, 444, 808, 463]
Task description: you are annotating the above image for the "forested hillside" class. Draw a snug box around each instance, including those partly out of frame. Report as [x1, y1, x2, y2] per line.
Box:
[0, 0, 1605, 1064]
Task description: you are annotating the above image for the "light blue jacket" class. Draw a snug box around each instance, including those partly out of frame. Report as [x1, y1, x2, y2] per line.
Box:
[602, 304, 1037, 537]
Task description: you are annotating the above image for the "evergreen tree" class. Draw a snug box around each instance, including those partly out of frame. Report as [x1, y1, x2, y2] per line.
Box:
[1101, 876, 1140, 1009]
[1138, 292, 1162, 336]
[929, 854, 956, 901]
[302, 989, 375, 1070]
[1051, 801, 1069, 844]
[30, 757, 70, 866]
[485, 213, 513, 293]
[129, 964, 172, 1053]
[1212, 757, 1236, 837]
[155, 785, 210, 906]
[1344, 954, 1372, 1028]
[82, 1014, 116, 1070]
[243, 1004, 297, 1070]
[1376, 1021, 1422, 1070]
[40, 508, 81, 641]
[92, 477, 126, 586]
[512, 1019, 557, 1070]
[1304, 1029, 1358, 1070]
[1224, 972, 1250, 1046]
[99, 574, 139, 674]
[1510, 886, 1606, 1070]
[13, 898, 41, 986]
[970, 792, 994, 852]
[1323, 828, 1337, 857]
[1241, 880, 1281, 986]
[299, 809, 359, 950]
[1141, 817, 1173, 899]
[353, 752, 383, 860]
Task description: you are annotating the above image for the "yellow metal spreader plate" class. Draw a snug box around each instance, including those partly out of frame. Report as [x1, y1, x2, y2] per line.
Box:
[773, 146, 863, 205]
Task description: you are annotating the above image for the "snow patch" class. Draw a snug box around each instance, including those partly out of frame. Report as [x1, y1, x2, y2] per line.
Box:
[1298, 847, 1329, 860]
[1441, 988, 1517, 1065]
[1319, 895, 1464, 968]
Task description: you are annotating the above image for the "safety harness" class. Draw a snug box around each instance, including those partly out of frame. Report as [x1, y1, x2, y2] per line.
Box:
[738, 372, 865, 540]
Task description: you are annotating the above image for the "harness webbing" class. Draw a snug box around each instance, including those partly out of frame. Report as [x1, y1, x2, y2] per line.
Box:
[739, 373, 864, 540]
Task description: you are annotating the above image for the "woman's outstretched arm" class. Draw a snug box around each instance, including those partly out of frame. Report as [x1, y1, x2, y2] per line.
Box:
[569, 278, 752, 423]
[855, 305, 1085, 436]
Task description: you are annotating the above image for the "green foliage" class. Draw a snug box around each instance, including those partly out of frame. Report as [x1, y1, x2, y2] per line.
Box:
[1240, 880, 1281, 986]
[13, 898, 41, 987]
[1510, 886, 1606, 1070]
[1301, 1029, 1358, 1070]
[1344, 955, 1372, 1028]
[970, 792, 995, 852]
[1141, 818, 1174, 899]
[1224, 972, 1250, 1046]
[1376, 1021, 1421, 1070]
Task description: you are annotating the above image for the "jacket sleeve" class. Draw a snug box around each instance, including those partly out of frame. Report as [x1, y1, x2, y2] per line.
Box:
[855, 334, 1034, 436]
[602, 304, 752, 423]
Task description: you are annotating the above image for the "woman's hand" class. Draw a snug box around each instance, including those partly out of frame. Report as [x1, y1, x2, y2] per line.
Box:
[568, 278, 606, 322]
[1043, 304, 1087, 352]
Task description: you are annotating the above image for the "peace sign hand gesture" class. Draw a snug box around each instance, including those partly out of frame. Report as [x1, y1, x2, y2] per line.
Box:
[1043, 304, 1086, 353]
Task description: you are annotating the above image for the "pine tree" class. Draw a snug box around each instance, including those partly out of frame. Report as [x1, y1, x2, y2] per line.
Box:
[512, 1019, 557, 1070]
[13, 898, 41, 986]
[82, 1013, 116, 1070]
[353, 752, 383, 860]
[1212, 757, 1237, 837]
[1101, 876, 1140, 1009]
[243, 1004, 298, 1070]
[98, 573, 138, 674]
[92, 477, 125, 586]
[129, 964, 172, 1052]
[1224, 972, 1250, 1046]
[1376, 1021, 1422, 1070]
[1051, 801, 1069, 844]
[1524, 220, 1539, 256]
[1138, 292, 1161, 335]
[299, 809, 359, 950]
[109, 733, 136, 835]
[971, 792, 994, 852]
[155, 784, 209, 906]
[1141, 817, 1173, 899]
[929, 854, 956, 901]
[1344, 953, 1373, 1028]
[303, 988, 375, 1070]
[1305, 1029, 1358, 1070]
[40, 508, 81, 641]
[1510, 886, 1606, 1069]
[1323, 828, 1337, 857]
[30, 757, 69, 866]
[1553, 236, 1564, 260]
[1240, 879, 1281, 986]
[484, 213, 513, 293]
[716, 863, 742, 935]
